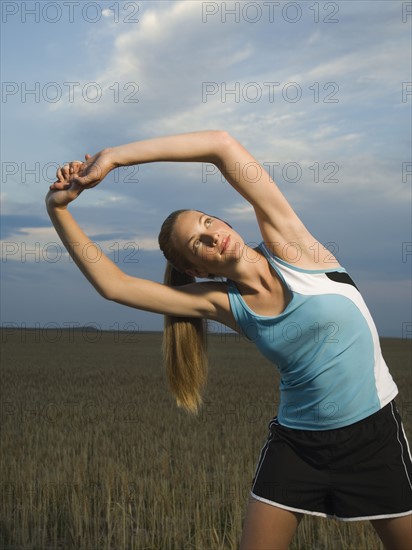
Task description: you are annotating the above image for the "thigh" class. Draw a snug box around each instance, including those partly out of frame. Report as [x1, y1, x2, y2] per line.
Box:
[371, 514, 412, 550]
[240, 496, 302, 550]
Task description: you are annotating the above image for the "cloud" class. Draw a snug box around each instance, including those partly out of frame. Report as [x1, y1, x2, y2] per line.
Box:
[42, 0, 410, 202]
[223, 203, 255, 219]
[1, 215, 51, 239]
[2, 0, 410, 336]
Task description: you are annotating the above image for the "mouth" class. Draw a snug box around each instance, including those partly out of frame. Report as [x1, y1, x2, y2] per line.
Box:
[220, 235, 230, 254]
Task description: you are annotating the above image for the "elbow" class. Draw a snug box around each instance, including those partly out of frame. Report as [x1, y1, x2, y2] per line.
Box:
[93, 281, 119, 302]
[98, 287, 117, 301]
[214, 130, 232, 145]
[97, 283, 123, 302]
[212, 130, 235, 162]
[96, 274, 128, 302]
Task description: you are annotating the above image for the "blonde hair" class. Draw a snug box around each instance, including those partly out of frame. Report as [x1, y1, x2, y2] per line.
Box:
[158, 210, 208, 414]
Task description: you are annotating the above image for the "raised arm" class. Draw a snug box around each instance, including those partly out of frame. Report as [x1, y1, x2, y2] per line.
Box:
[51, 131, 338, 266]
[49, 131, 225, 190]
[45, 176, 222, 320]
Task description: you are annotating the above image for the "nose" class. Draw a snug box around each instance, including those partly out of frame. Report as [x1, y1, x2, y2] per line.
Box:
[201, 230, 218, 247]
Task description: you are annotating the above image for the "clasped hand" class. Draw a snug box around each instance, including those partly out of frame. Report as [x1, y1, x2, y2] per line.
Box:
[46, 149, 115, 209]
[49, 149, 115, 191]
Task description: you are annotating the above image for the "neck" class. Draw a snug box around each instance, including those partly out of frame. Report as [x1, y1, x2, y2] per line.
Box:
[223, 245, 273, 292]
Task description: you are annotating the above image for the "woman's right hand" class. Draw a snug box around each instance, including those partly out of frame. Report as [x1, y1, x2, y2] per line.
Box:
[45, 180, 84, 211]
[50, 149, 116, 191]
[46, 159, 87, 210]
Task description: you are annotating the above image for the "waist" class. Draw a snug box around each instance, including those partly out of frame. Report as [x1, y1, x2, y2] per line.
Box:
[277, 384, 398, 430]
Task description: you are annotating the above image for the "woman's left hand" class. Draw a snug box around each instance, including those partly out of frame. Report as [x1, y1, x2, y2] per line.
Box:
[51, 159, 85, 190]
[50, 150, 115, 191]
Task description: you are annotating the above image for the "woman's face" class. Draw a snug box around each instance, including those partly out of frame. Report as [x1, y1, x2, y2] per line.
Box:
[171, 210, 244, 277]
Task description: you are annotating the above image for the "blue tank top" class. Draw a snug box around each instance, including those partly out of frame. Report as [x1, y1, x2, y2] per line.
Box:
[226, 242, 398, 430]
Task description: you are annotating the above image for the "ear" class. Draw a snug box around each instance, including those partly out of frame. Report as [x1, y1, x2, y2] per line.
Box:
[185, 268, 209, 279]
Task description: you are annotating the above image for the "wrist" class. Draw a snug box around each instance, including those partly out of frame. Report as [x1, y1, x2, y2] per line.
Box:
[46, 202, 68, 216]
[45, 196, 69, 216]
[101, 147, 121, 169]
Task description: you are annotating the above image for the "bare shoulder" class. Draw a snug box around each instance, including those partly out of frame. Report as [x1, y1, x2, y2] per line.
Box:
[252, 182, 341, 270]
[260, 224, 342, 271]
[193, 280, 238, 330]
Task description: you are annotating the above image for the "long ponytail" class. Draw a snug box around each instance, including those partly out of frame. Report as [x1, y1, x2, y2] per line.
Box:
[158, 210, 208, 414]
[162, 262, 208, 414]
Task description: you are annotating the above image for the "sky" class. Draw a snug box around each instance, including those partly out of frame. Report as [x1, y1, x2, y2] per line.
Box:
[1, 0, 411, 338]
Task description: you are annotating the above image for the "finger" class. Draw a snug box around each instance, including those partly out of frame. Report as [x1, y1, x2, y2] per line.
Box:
[49, 181, 69, 190]
[56, 166, 64, 180]
[69, 160, 83, 175]
[50, 176, 71, 189]
[57, 164, 71, 180]
[61, 164, 71, 179]
[49, 182, 64, 191]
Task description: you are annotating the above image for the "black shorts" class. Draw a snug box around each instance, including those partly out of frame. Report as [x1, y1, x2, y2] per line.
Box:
[251, 400, 412, 521]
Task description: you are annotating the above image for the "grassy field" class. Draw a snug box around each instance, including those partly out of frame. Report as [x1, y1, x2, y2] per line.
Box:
[1, 328, 411, 549]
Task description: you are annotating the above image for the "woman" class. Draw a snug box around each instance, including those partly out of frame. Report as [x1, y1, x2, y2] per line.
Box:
[47, 130, 411, 549]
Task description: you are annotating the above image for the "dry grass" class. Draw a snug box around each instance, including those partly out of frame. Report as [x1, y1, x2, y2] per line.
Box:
[1, 329, 411, 549]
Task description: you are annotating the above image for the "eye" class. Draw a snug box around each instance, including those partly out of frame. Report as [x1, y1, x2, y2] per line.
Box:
[205, 218, 212, 226]
[194, 239, 200, 250]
